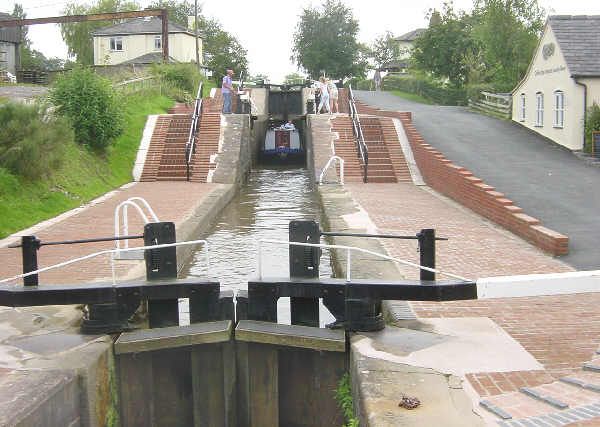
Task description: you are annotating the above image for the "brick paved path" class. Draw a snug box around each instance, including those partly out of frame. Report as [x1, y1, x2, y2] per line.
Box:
[347, 183, 600, 423]
[0, 182, 218, 284]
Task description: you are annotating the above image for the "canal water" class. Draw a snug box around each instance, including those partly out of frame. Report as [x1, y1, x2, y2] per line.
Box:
[180, 167, 335, 326]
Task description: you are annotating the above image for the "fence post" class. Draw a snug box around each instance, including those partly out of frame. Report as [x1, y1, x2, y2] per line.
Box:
[418, 228, 436, 281]
[21, 236, 40, 286]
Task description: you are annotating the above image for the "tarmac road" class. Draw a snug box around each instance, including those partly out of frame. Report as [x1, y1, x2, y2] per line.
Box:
[356, 90, 600, 270]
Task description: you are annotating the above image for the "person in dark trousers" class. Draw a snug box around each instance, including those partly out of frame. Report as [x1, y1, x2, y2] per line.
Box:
[222, 69, 235, 114]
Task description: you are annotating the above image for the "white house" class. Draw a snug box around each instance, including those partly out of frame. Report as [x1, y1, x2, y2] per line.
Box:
[92, 16, 202, 66]
[512, 15, 600, 151]
[0, 12, 19, 75]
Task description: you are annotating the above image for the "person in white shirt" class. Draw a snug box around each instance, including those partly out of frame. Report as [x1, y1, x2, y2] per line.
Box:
[317, 77, 330, 114]
[327, 79, 339, 113]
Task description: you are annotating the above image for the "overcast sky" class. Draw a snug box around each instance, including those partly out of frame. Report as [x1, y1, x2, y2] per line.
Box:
[3, 0, 600, 82]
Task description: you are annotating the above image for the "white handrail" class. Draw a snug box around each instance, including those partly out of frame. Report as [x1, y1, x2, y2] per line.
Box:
[319, 156, 345, 185]
[256, 239, 470, 282]
[0, 239, 210, 286]
[114, 197, 160, 251]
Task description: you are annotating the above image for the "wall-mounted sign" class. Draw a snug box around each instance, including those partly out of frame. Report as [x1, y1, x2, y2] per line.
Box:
[543, 43, 555, 60]
[534, 65, 566, 76]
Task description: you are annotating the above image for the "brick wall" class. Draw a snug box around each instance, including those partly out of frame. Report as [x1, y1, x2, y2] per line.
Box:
[355, 101, 568, 256]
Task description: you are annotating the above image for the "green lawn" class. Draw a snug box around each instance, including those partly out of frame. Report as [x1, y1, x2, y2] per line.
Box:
[389, 90, 434, 105]
[0, 93, 173, 238]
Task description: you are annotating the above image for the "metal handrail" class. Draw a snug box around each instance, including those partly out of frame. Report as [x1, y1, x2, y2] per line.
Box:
[185, 81, 204, 181]
[319, 155, 345, 185]
[347, 85, 369, 182]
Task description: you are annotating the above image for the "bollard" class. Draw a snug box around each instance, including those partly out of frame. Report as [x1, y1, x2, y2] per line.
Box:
[417, 228, 436, 281]
[289, 220, 320, 327]
[21, 236, 40, 286]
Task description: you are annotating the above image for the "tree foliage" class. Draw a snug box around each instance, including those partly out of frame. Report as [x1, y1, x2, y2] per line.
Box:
[291, 0, 364, 79]
[197, 16, 248, 84]
[148, 0, 195, 27]
[371, 31, 401, 69]
[50, 68, 124, 151]
[412, 3, 478, 86]
[472, 0, 544, 90]
[60, 0, 139, 64]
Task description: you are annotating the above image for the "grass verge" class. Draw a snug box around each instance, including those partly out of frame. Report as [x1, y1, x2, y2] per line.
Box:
[0, 92, 173, 238]
[389, 89, 434, 105]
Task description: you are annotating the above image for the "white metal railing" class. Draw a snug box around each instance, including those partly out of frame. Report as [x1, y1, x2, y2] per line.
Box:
[256, 239, 469, 282]
[0, 239, 210, 286]
[114, 197, 159, 253]
[319, 156, 345, 185]
[347, 85, 369, 182]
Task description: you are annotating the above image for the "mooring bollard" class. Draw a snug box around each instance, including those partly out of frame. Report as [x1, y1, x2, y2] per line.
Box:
[21, 235, 40, 286]
[417, 228, 436, 281]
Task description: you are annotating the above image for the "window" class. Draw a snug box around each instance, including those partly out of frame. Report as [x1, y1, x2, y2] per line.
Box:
[109, 37, 123, 51]
[535, 92, 544, 127]
[520, 93, 526, 122]
[554, 90, 564, 128]
[154, 35, 162, 50]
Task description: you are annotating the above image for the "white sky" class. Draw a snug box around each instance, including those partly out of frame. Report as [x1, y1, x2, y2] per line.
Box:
[3, 0, 600, 82]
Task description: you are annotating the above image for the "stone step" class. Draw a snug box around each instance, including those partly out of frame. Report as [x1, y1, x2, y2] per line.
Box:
[479, 391, 563, 420]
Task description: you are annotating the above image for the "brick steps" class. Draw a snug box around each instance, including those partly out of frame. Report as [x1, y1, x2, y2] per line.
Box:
[140, 102, 221, 182]
[479, 361, 600, 425]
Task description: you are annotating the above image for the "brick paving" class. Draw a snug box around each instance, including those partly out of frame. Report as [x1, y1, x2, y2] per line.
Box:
[0, 182, 218, 284]
[346, 182, 600, 421]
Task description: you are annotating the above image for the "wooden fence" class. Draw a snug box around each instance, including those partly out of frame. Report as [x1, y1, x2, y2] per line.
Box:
[468, 91, 512, 119]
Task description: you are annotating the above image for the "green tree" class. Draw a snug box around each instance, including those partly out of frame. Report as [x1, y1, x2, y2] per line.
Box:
[283, 72, 306, 84]
[148, 0, 195, 27]
[472, 0, 545, 90]
[60, 0, 139, 65]
[412, 3, 479, 86]
[291, 0, 364, 79]
[197, 16, 248, 84]
[50, 67, 124, 151]
[371, 31, 400, 69]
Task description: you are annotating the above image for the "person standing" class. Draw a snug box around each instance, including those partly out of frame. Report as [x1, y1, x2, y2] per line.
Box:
[374, 69, 382, 91]
[328, 79, 339, 113]
[222, 69, 235, 114]
[317, 77, 330, 114]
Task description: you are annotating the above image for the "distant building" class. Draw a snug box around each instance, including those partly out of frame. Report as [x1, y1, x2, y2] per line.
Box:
[512, 15, 600, 151]
[394, 28, 426, 59]
[92, 16, 202, 66]
[0, 12, 20, 75]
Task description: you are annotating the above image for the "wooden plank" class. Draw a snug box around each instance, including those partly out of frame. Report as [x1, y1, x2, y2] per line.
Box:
[278, 348, 316, 427]
[236, 320, 345, 352]
[248, 343, 278, 426]
[314, 351, 346, 427]
[118, 352, 154, 427]
[192, 345, 225, 427]
[152, 347, 193, 427]
[115, 320, 232, 354]
[222, 341, 237, 427]
[236, 341, 250, 427]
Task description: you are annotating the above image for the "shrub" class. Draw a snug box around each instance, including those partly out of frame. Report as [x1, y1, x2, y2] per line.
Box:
[0, 102, 73, 180]
[335, 374, 359, 427]
[151, 63, 202, 97]
[50, 67, 123, 151]
[345, 77, 373, 91]
[382, 74, 468, 105]
[585, 103, 600, 153]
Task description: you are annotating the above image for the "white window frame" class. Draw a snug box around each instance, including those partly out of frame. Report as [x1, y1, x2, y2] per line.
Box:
[109, 37, 123, 52]
[154, 35, 162, 51]
[520, 93, 526, 122]
[535, 92, 544, 127]
[554, 90, 564, 128]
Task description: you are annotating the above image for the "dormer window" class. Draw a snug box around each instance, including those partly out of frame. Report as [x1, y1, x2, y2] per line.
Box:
[110, 37, 123, 51]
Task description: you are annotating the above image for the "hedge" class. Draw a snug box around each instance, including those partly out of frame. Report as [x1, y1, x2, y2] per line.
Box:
[382, 74, 468, 105]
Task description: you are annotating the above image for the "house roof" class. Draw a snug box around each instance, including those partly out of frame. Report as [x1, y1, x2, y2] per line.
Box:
[92, 16, 196, 37]
[394, 28, 426, 42]
[0, 12, 21, 44]
[549, 15, 600, 77]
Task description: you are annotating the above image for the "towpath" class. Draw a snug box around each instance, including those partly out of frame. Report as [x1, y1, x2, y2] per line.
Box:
[355, 90, 600, 270]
